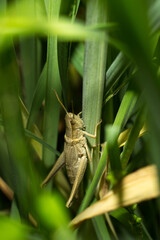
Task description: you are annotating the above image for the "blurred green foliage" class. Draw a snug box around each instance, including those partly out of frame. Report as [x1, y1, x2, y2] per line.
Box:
[0, 0, 160, 239]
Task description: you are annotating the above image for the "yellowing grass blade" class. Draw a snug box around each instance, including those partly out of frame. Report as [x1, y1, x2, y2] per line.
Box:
[118, 124, 146, 147]
[70, 165, 159, 228]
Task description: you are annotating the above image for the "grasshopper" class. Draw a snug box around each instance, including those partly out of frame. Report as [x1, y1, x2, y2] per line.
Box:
[41, 92, 101, 207]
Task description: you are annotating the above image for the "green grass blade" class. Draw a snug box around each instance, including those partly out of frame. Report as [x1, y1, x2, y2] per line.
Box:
[121, 108, 146, 169]
[113, 84, 138, 129]
[106, 125, 122, 183]
[10, 200, 21, 222]
[0, 39, 38, 217]
[110, 207, 152, 240]
[92, 215, 110, 240]
[17, 0, 42, 110]
[0, 16, 108, 41]
[58, 42, 69, 108]
[82, 0, 108, 173]
[82, 0, 107, 140]
[71, 43, 84, 76]
[27, 63, 47, 129]
[109, 1, 160, 182]
[25, 129, 60, 157]
[19, 36, 41, 110]
[57, 0, 78, 107]
[43, 0, 62, 167]
[104, 52, 131, 97]
[149, 0, 160, 34]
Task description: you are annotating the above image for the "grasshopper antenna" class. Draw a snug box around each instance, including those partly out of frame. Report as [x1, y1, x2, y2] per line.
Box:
[71, 100, 74, 114]
[54, 90, 68, 114]
[71, 100, 75, 118]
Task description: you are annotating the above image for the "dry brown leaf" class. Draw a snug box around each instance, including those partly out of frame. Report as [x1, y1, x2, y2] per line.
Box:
[69, 165, 159, 228]
[0, 177, 38, 227]
[0, 177, 14, 200]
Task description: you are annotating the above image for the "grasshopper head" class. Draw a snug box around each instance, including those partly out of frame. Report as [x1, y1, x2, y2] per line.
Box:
[65, 113, 84, 129]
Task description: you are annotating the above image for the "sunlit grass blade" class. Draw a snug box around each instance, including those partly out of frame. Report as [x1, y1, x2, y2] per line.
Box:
[105, 125, 122, 184]
[70, 165, 160, 228]
[118, 125, 146, 147]
[0, 15, 108, 41]
[113, 83, 138, 129]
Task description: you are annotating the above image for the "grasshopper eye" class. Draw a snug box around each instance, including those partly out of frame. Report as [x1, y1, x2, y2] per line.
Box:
[71, 119, 76, 125]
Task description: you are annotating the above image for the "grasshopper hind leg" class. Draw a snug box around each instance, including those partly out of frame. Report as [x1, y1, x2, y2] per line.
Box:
[66, 156, 87, 208]
[41, 152, 65, 187]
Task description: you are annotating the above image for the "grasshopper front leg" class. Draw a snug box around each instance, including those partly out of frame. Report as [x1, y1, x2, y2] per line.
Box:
[41, 152, 65, 187]
[66, 156, 87, 208]
[83, 120, 102, 162]
[82, 120, 102, 139]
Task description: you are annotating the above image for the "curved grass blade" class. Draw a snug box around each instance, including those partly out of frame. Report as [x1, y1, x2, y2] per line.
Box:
[104, 52, 131, 98]
[27, 63, 47, 130]
[105, 125, 122, 185]
[121, 108, 146, 169]
[113, 83, 138, 129]
[25, 129, 60, 157]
